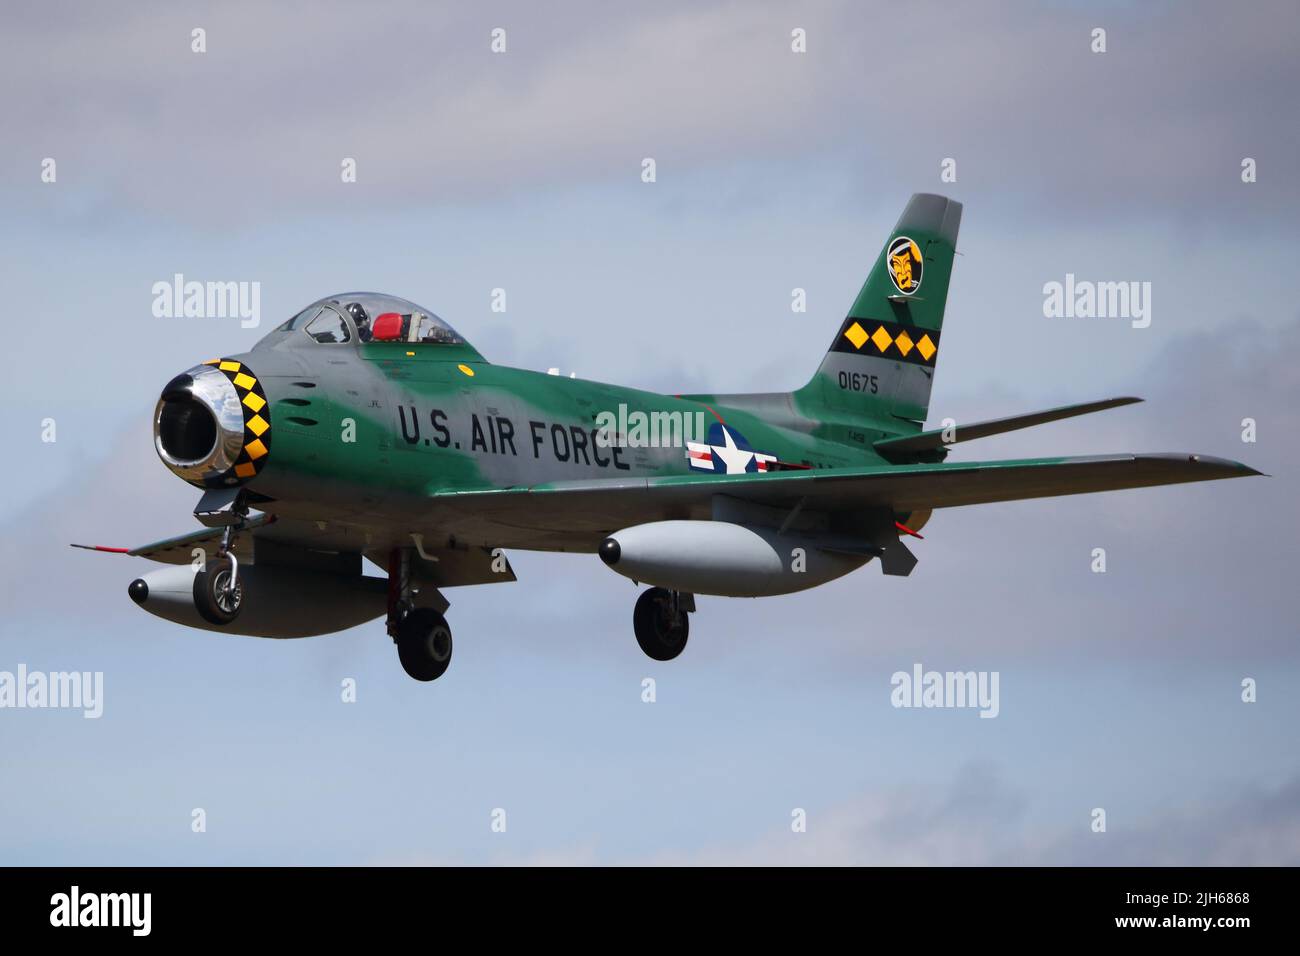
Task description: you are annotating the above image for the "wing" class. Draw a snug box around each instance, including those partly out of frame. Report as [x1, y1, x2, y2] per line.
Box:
[74, 453, 1258, 564]
[72, 513, 276, 564]
[422, 452, 1261, 548]
[71, 510, 517, 588]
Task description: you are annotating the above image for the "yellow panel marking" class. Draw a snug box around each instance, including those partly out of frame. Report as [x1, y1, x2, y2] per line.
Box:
[406, 351, 415, 356]
[916, 334, 936, 361]
[246, 414, 269, 437]
[242, 392, 266, 413]
[233, 372, 256, 390]
[843, 322, 869, 350]
[871, 325, 893, 353]
[244, 438, 267, 460]
[219, 360, 241, 372]
[458, 364, 476, 377]
[894, 329, 914, 357]
[203, 359, 220, 365]
[234, 462, 257, 478]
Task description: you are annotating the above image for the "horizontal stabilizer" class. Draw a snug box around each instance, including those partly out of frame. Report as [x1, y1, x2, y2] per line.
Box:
[874, 397, 1142, 459]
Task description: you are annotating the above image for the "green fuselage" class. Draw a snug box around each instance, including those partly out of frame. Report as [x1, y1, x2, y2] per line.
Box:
[232, 333, 906, 550]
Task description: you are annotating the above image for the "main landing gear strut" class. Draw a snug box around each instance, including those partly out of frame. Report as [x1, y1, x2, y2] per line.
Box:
[387, 548, 453, 682]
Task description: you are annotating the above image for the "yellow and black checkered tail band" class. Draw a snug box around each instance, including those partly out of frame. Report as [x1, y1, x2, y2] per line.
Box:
[203, 358, 271, 482]
[830, 317, 940, 367]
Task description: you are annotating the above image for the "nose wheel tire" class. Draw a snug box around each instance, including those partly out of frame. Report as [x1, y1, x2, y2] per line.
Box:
[633, 587, 689, 661]
[194, 557, 243, 625]
[397, 608, 454, 681]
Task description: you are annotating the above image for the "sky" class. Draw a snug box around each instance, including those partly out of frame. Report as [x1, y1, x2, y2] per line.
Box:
[1, 0, 1297, 865]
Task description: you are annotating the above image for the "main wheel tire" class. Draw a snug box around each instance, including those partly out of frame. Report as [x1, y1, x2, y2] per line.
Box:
[397, 608, 453, 682]
[633, 587, 689, 661]
[194, 557, 243, 625]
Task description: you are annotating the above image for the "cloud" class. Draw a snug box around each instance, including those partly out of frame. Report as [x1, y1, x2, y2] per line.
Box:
[635, 764, 1300, 866]
[3, 0, 1296, 225]
[367, 762, 1300, 866]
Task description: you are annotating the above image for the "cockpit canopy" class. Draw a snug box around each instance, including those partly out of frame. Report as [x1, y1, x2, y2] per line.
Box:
[272, 293, 467, 347]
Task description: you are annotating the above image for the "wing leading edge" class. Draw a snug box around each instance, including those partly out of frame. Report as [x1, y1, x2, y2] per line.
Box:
[71, 514, 275, 564]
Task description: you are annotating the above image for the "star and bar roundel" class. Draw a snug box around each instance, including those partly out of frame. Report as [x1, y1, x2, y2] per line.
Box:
[686, 422, 777, 475]
[202, 358, 271, 482]
[832, 317, 939, 366]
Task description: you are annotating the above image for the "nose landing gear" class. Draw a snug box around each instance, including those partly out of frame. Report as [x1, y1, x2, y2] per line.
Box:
[195, 556, 243, 624]
[193, 494, 249, 625]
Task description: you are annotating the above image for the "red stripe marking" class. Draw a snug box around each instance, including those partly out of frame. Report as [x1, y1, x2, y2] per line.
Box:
[672, 396, 725, 423]
[894, 521, 924, 539]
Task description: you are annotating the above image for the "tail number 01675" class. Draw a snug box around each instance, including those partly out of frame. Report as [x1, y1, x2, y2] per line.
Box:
[838, 371, 879, 394]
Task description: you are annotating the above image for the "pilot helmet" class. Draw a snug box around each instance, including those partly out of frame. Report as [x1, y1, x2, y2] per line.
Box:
[346, 302, 370, 326]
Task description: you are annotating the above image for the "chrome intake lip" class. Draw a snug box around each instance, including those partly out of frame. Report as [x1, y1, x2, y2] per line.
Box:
[154, 364, 247, 485]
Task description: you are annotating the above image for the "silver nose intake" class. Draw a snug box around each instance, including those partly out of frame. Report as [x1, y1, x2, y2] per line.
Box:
[153, 363, 248, 486]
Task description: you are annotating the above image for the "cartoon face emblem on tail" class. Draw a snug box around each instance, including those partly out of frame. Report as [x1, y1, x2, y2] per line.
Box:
[887, 235, 924, 294]
[686, 424, 777, 475]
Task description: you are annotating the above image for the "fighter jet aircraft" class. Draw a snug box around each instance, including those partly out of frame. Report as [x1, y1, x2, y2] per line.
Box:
[73, 194, 1260, 681]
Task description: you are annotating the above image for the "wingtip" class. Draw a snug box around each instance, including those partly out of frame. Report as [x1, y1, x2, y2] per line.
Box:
[1137, 453, 1264, 479]
[1221, 457, 1263, 477]
[1186, 454, 1264, 477]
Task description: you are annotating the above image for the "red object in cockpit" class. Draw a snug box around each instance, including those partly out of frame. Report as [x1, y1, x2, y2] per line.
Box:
[372, 312, 403, 341]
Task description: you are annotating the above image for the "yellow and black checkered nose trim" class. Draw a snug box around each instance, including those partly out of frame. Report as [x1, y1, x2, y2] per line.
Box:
[830, 317, 940, 367]
[203, 358, 271, 481]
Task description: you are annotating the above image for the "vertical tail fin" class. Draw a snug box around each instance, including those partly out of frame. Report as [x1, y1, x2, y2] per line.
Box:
[795, 193, 962, 430]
